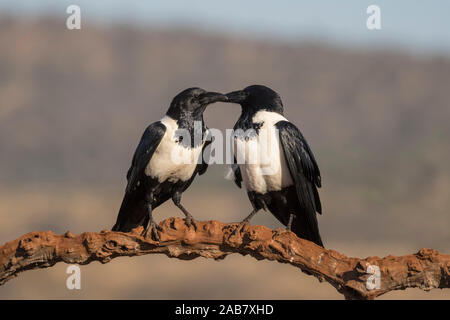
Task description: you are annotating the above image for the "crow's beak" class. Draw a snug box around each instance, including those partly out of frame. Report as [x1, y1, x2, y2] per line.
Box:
[200, 92, 228, 105]
[225, 90, 247, 104]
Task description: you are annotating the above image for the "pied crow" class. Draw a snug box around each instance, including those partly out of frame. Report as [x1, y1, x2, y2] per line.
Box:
[225, 85, 324, 247]
[112, 88, 228, 239]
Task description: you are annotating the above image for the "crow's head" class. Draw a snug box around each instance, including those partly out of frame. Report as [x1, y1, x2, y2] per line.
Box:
[225, 85, 284, 115]
[167, 87, 228, 119]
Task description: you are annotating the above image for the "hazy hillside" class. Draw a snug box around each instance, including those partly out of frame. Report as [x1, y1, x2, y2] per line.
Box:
[0, 17, 448, 299]
[1, 18, 450, 185]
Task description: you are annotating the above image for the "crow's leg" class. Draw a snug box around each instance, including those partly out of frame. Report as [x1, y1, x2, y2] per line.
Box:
[172, 192, 197, 229]
[232, 209, 259, 235]
[142, 202, 161, 241]
[269, 213, 295, 237]
[286, 213, 294, 231]
[241, 209, 259, 224]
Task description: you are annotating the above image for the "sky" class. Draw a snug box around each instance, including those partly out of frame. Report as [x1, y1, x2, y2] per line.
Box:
[0, 0, 449, 54]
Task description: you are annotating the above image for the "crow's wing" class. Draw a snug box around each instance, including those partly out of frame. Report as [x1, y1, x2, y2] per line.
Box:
[276, 120, 323, 246]
[224, 160, 242, 188]
[231, 157, 242, 188]
[197, 129, 212, 176]
[112, 122, 166, 232]
[125, 121, 166, 194]
[276, 120, 322, 214]
[229, 133, 242, 188]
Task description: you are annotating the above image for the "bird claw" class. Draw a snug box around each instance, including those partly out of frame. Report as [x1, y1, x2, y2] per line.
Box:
[232, 220, 250, 236]
[142, 221, 161, 241]
[273, 228, 285, 237]
[184, 215, 197, 230]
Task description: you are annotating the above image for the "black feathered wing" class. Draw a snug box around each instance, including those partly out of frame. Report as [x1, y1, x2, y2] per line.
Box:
[227, 132, 242, 188]
[196, 128, 212, 176]
[229, 155, 242, 188]
[232, 162, 242, 188]
[112, 122, 166, 232]
[276, 120, 323, 246]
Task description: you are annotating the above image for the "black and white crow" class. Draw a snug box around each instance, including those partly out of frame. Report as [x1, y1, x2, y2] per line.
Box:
[225, 85, 324, 247]
[112, 88, 228, 239]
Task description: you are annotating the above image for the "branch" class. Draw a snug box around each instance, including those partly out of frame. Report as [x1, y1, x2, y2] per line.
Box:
[0, 218, 448, 299]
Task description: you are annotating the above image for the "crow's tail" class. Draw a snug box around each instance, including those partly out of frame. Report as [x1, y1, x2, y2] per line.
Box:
[291, 207, 324, 247]
[112, 192, 147, 232]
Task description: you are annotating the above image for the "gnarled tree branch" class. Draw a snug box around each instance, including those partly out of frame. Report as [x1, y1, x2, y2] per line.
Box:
[0, 217, 448, 299]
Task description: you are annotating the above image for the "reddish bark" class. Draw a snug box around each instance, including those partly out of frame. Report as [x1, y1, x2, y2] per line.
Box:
[0, 217, 448, 299]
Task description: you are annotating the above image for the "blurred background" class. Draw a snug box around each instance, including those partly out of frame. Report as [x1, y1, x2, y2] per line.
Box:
[0, 1, 449, 299]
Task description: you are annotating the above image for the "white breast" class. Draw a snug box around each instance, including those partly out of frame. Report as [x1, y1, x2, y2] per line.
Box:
[235, 111, 293, 194]
[145, 116, 204, 183]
